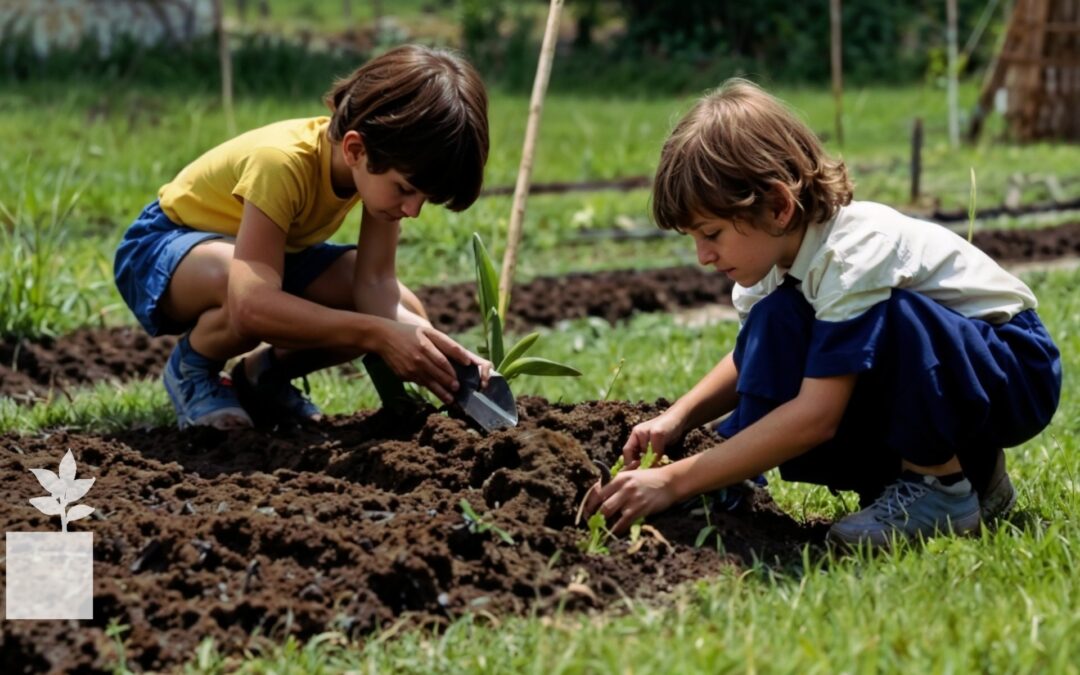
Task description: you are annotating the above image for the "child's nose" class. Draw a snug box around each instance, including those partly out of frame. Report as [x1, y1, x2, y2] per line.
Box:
[695, 239, 716, 266]
[403, 196, 425, 218]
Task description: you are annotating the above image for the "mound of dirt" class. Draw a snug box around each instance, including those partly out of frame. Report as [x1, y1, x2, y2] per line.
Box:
[0, 398, 827, 673]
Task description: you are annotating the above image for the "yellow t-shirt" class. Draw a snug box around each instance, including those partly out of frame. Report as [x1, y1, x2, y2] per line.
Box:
[158, 117, 360, 252]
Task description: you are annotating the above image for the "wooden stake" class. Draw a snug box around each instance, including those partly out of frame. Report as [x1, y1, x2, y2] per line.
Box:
[830, 0, 844, 146]
[498, 0, 564, 318]
[910, 117, 923, 203]
[215, 0, 236, 137]
[946, 0, 960, 147]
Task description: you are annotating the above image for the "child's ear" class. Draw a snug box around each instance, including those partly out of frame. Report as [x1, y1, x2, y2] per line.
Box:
[342, 130, 367, 166]
[770, 182, 796, 226]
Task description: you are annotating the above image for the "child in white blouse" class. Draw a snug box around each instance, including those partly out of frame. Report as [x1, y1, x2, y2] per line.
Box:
[585, 79, 1062, 547]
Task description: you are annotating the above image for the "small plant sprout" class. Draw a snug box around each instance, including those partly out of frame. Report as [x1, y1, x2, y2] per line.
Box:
[579, 512, 612, 555]
[29, 449, 95, 533]
[472, 233, 581, 381]
[576, 444, 663, 554]
[459, 498, 515, 545]
[627, 443, 659, 544]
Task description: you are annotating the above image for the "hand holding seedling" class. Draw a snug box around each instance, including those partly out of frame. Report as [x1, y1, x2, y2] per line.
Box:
[378, 322, 490, 403]
[622, 411, 685, 468]
[584, 465, 677, 535]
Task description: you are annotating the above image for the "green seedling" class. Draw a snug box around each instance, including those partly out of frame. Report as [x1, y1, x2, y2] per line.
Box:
[578, 512, 612, 555]
[471, 233, 582, 381]
[578, 443, 660, 552]
[627, 443, 658, 544]
[459, 498, 515, 545]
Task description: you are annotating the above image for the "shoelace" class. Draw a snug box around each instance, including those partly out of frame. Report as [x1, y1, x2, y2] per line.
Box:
[871, 480, 929, 519]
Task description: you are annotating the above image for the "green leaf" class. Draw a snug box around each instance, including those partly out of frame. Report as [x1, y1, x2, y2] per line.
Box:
[695, 525, 717, 549]
[640, 442, 657, 470]
[498, 332, 539, 372]
[501, 357, 583, 380]
[472, 233, 500, 328]
[488, 308, 505, 369]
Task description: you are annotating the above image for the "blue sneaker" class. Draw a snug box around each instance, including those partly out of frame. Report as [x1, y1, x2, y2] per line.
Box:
[828, 474, 981, 547]
[229, 355, 322, 426]
[163, 336, 253, 430]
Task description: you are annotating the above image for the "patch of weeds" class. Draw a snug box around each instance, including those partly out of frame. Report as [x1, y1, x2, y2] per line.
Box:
[459, 498, 515, 545]
[0, 160, 100, 339]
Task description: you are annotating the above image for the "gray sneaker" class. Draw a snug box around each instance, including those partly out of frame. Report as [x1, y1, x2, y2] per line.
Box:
[977, 450, 1017, 521]
[828, 474, 981, 547]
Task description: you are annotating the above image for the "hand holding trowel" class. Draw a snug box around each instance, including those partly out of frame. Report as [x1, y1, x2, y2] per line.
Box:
[362, 354, 518, 432]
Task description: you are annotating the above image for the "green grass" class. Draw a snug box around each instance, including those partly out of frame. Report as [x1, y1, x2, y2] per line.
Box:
[3, 78, 1078, 339]
[2, 74, 1079, 673]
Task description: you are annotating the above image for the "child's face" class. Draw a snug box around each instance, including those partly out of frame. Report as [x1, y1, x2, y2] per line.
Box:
[353, 165, 428, 223]
[687, 212, 803, 287]
[341, 131, 429, 223]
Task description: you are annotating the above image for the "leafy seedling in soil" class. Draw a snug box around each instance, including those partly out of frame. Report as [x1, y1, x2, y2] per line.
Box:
[459, 498, 515, 545]
[693, 495, 726, 555]
[576, 443, 660, 554]
[471, 233, 581, 381]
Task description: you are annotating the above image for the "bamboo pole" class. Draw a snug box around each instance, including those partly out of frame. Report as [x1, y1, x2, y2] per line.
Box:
[830, 0, 844, 146]
[498, 0, 564, 318]
[215, 0, 236, 137]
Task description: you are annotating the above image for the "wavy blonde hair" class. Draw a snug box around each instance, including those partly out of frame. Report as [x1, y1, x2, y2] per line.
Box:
[652, 78, 852, 234]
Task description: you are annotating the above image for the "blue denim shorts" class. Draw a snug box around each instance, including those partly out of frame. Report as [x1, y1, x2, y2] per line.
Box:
[114, 200, 354, 336]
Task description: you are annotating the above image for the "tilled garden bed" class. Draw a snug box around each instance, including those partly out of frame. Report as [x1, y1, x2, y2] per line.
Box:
[1, 398, 825, 673]
[3, 221, 1079, 402]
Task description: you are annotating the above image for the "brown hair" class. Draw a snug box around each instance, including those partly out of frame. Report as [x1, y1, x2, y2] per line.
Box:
[651, 78, 852, 234]
[325, 45, 489, 211]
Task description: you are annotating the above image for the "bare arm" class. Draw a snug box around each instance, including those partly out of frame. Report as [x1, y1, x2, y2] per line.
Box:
[352, 206, 402, 320]
[228, 201, 474, 401]
[668, 350, 740, 430]
[665, 373, 857, 498]
[623, 350, 739, 464]
[228, 201, 391, 352]
[595, 373, 857, 532]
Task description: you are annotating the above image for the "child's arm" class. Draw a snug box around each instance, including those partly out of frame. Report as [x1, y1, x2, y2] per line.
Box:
[623, 350, 739, 465]
[592, 372, 857, 533]
[352, 206, 403, 320]
[228, 202, 469, 401]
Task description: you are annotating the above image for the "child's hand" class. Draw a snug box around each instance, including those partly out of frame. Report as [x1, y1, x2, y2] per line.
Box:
[379, 323, 480, 403]
[584, 467, 678, 534]
[622, 412, 685, 468]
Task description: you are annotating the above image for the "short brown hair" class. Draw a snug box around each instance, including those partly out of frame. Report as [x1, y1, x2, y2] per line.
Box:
[325, 45, 489, 211]
[652, 78, 852, 233]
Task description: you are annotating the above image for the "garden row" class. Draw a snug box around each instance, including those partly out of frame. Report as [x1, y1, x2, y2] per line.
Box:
[2, 220, 1079, 401]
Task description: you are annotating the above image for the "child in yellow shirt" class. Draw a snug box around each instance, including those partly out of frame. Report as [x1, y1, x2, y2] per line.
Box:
[115, 45, 491, 429]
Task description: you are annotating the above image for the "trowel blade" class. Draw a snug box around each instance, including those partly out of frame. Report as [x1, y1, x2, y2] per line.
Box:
[452, 362, 518, 431]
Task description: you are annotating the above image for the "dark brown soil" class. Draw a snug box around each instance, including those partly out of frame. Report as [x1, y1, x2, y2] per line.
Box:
[3, 222, 1079, 401]
[0, 398, 827, 673]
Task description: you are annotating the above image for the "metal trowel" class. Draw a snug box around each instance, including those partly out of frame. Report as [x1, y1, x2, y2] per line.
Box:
[451, 361, 518, 431]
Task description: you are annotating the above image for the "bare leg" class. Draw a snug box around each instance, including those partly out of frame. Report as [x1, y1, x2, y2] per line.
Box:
[242, 249, 431, 381]
[159, 239, 259, 360]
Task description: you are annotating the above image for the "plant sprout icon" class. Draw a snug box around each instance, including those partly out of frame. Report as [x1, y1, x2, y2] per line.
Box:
[29, 449, 95, 533]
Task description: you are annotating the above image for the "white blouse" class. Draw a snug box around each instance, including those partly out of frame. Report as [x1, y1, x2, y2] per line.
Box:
[732, 201, 1037, 325]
